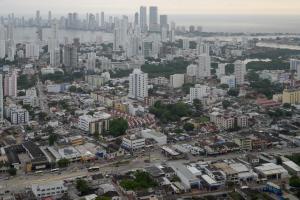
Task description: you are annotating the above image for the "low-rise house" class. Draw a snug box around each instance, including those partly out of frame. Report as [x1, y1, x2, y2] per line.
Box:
[31, 181, 67, 199]
[254, 163, 289, 180]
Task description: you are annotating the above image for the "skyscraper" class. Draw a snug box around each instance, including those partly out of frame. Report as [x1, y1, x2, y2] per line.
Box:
[197, 54, 211, 78]
[87, 52, 96, 72]
[139, 6, 147, 32]
[290, 59, 300, 80]
[4, 70, 17, 98]
[0, 24, 6, 59]
[63, 44, 78, 71]
[113, 28, 121, 51]
[0, 74, 3, 121]
[234, 60, 246, 86]
[134, 12, 139, 26]
[160, 15, 168, 30]
[25, 43, 39, 60]
[48, 11, 52, 26]
[101, 12, 105, 28]
[36, 10, 41, 26]
[149, 6, 158, 32]
[129, 69, 148, 100]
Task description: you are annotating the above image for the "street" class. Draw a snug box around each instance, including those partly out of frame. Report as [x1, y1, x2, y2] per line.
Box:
[1, 146, 300, 192]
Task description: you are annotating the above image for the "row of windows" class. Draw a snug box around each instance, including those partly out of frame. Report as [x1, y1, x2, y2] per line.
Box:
[37, 190, 66, 196]
[37, 186, 63, 191]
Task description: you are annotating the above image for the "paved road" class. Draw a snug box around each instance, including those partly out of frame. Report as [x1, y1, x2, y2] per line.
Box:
[1, 147, 300, 192]
[1, 154, 161, 192]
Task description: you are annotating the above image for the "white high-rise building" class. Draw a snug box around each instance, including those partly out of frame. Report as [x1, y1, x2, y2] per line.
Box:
[49, 20, 59, 67]
[140, 6, 147, 32]
[0, 74, 3, 121]
[234, 60, 246, 86]
[161, 27, 168, 42]
[113, 28, 121, 51]
[197, 54, 211, 78]
[0, 40, 5, 59]
[170, 29, 175, 42]
[101, 12, 105, 28]
[160, 15, 168, 30]
[0, 24, 6, 59]
[149, 6, 159, 32]
[4, 70, 17, 97]
[217, 63, 226, 78]
[127, 33, 142, 58]
[170, 74, 185, 88]
[50, 48, 60, 67]
[197, 40, 210, 55]
[120, 17, 128, 48]
[182, 38, 189, 50]
[48, 11, 52, 26]
[87, 52, 96, 72]
[10, 107, 29, 124]
[63, 44, 78, 70]
[129, 69, 148, 100]
[190, 84, 210, 102]
[25, 43, 39, 59]
[290, 59, 300, 79]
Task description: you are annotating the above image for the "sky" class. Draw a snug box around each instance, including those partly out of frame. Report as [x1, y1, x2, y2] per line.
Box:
[1, 0, 300, 16]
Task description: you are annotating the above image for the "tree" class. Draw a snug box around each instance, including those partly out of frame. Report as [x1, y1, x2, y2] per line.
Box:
[76, 179, 90, 195]
[289, 176, 300, 188]
[276, 157, 282, 165]
[8, 167, 17, 176]
[39, 112, 48, 121]
[109, 118, 128, 137]
[69, 86, 77, 93]
[222, 100, 231, 109]
[183, 123, 194, 131]
[18, 91, 26, 96]
[182, 83, 194, 94]
[17, 74, 37, 90]
[48, 134, 57, 146]
[219, 84, 229, 90]
[96, 197, 111, 200]
[227, 88, 239, 97]
[57, 158, 70, 168]
[283, 103, 291, 109]
[225, 64, 234, 75]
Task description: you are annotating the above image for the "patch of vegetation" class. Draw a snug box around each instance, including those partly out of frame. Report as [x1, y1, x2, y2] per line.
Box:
[149, 101, 192, 123]
[76, 179, 91, 195]
[183, 123, 194, 131]
[110, 69, 133, 78]
[109, 118, 128, 137]
[246, 47, 300, 60]
[41, 71, 84, 83]
[286, 154, 300, 166]
[120, 171, 158, 191]
[57, 158, 70, 168]
[141, 57, 190, 78]
[247, 71, 284, 99]
[17, 74, 37, 90]
[246, 60, 289, 71]
[227, 88, 239, 97]
[8, 167, 17, 176]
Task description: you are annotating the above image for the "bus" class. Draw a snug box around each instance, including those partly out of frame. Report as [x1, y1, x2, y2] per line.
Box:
[88, 166, 100, 172]
[50, 168, 59, 173]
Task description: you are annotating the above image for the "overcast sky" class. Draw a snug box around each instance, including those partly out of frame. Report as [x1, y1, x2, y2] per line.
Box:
[1, 0, 300, 16]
